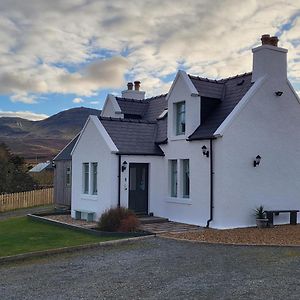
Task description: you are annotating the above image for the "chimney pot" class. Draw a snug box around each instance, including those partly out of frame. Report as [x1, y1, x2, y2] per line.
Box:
[261, 34, 278, 47]
[127, 82, 133, 90]
[134, 81, 141, 91]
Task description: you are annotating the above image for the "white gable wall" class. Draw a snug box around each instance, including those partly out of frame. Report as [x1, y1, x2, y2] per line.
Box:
[212, 77, 300, 228]
[101, 94, 124, 118]
[71, 117, 119, 221]
[159, 71, 211, 226]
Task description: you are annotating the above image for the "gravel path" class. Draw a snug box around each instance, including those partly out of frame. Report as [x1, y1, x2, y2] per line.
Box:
[1, 237, 300, 299]
[162, 225, 300, 246]
[0, 205, 54, 221]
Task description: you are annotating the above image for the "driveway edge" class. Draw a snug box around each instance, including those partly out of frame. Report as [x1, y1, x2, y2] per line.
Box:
[159, 235, 300, 248]
[0, 235, 155, 264]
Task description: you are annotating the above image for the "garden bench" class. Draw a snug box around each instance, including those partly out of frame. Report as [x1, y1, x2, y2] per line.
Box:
[264, 210, 299, 226]
[75, 210, 95, 222]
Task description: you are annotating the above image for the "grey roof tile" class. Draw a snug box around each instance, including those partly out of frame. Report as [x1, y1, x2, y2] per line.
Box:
[54, 134, 79, 161]
[99, 117, 164, 156]
[188, 73, 253, 140]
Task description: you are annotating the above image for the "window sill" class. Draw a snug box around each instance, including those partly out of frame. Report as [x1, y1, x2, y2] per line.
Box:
[169, 135, 186, 141]
[80, 194, 98, 201]
[166, 197, 192, 205]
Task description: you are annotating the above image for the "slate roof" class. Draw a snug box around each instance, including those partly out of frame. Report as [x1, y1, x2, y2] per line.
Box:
[188, 73, 253, 140]
[100, 117, 164, 156]
[116, 94, 167, 121]
[54, 133, 80, 161]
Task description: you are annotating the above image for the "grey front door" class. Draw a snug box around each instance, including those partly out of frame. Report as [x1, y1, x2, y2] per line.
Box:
[129, 163, 148, 214]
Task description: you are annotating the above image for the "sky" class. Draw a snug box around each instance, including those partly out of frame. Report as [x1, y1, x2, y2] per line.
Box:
[0, 0, 300, 121]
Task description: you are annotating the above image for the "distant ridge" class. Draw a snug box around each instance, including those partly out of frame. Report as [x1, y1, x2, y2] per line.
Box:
[0, 107, 101, 160]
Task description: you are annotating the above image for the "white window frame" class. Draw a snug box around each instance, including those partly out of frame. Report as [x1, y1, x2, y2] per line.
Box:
[92, 162, 98, 195]
[175, 101, 186, 136]
[181, 159, 190, 198]
[169, 160, 178, 197]
[83, 163, 89, 194]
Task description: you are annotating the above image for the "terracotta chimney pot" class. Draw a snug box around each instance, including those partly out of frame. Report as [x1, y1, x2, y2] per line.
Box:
[127, 82, 133, 90]
[261, 34, 278, 47]
[134, 81, 141, 91]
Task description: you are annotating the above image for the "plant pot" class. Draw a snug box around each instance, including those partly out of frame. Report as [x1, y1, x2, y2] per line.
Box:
[256, 218, 269, 228]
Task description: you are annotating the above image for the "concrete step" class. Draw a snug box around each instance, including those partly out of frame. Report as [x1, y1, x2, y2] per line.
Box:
[138, 216, 169, 224]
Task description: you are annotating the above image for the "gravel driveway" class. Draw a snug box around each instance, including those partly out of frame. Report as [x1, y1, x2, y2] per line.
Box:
[1, 237, 300, 299]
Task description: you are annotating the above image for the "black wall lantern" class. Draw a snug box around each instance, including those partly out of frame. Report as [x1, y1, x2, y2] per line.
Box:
[202, 145, 209, 158]
[121, 161, 128, 172]
[253, 155, 261, 167]
[52, 161, 56, 168]
[275, 91, 283, 96]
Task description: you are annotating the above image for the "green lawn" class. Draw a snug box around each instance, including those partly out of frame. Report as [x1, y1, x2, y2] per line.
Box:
[0, 217, 119, 257]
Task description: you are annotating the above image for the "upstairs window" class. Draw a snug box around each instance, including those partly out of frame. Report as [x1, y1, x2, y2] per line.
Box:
[175, 101, 186, 135]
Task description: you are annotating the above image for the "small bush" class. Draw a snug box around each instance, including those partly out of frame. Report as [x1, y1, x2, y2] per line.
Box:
[119, 215, 140, 232]
[97, 207, 140, 232]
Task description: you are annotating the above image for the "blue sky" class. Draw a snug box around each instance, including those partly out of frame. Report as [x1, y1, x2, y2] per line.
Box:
[0, 0, 299, 120]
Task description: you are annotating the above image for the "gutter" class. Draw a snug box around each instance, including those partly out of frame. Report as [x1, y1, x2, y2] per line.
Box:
[118, 155, 121, 207]
[206, 138, 214, 228]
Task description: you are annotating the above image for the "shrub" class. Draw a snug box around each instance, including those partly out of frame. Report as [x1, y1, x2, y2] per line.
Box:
[119, 215, 140, 232]
[97, 207, 140, 232]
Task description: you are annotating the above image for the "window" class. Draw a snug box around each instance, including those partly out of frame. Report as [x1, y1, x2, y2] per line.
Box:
[66, 167, 71, 186]
[170, 160, 177, 197]
[92, 162, 98, 195]
[182, 159, 190, 198]
[83, 163, 89, 194]
[175, 101, 186, 135]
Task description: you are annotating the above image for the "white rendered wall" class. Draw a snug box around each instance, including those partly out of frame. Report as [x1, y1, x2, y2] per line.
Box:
[160, 71, 211, 226]
[159, 140, 211, 226]
[212, 77, 300, 228]
[71, 118, 118, 221]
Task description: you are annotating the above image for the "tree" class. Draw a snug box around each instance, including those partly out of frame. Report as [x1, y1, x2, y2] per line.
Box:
[0, 143, 36, 194]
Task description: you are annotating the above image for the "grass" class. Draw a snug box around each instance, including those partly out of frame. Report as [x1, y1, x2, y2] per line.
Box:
[0, 217, 121, 257]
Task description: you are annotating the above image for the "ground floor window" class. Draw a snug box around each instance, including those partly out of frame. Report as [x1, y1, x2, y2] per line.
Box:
[83, 163, 89, 194]
[170, 160, 177, 197]
[82, 162, 98, 195]
[92, 162, 98, 195]
[169, 159, 190, 199]
[66, 167, 71, 186]
[182, 159, 190, 198]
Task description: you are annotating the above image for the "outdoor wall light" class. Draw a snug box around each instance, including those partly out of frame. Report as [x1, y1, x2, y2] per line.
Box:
[275, 91, 283, 96]
[253, 155, 261, 167]
[121, 161, 128, 172]
[202, 145, 209, 158]
[52, 161, 56, 168]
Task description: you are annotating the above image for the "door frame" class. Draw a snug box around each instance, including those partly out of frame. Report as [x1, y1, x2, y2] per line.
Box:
[128, 163, 149, 215]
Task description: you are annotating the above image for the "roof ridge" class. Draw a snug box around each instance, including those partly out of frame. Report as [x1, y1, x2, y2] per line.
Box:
[99, 116, 157, 124]
[116, 93, 168, 103]
[188, 72, 252, 83]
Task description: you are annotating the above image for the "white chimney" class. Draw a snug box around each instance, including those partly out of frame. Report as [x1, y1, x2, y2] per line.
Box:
[121, 80, 145, 100]
[252, 34, 288, 82]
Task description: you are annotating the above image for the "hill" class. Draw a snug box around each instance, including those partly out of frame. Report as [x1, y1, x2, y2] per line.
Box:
[0, 107, 101, 160]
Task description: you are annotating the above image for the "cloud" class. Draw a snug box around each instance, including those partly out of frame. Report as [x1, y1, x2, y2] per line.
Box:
[73, 97, 84, 103]
[0, 0, 299, 103]
[90, 101, 99, 105]
[0, 110, 48, 121]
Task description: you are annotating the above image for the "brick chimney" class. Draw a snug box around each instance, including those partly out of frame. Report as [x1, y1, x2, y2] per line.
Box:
[252, 34, 287, 82]
[121, 80, 145, 100]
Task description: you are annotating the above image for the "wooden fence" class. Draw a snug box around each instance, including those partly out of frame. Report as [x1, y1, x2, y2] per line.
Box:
[0, 188, 54, 212]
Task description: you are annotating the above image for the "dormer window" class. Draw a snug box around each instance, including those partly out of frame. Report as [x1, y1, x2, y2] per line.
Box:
[175, 101, 186, 135]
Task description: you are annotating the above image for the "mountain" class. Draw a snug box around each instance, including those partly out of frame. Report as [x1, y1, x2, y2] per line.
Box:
[0, 107, 101, 160]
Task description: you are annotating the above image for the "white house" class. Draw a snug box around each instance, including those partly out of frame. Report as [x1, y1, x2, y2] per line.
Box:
[70, 34, 300, 229]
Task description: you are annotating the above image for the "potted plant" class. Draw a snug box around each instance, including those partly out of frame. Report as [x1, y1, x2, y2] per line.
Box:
[254, 205, 269, 228]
